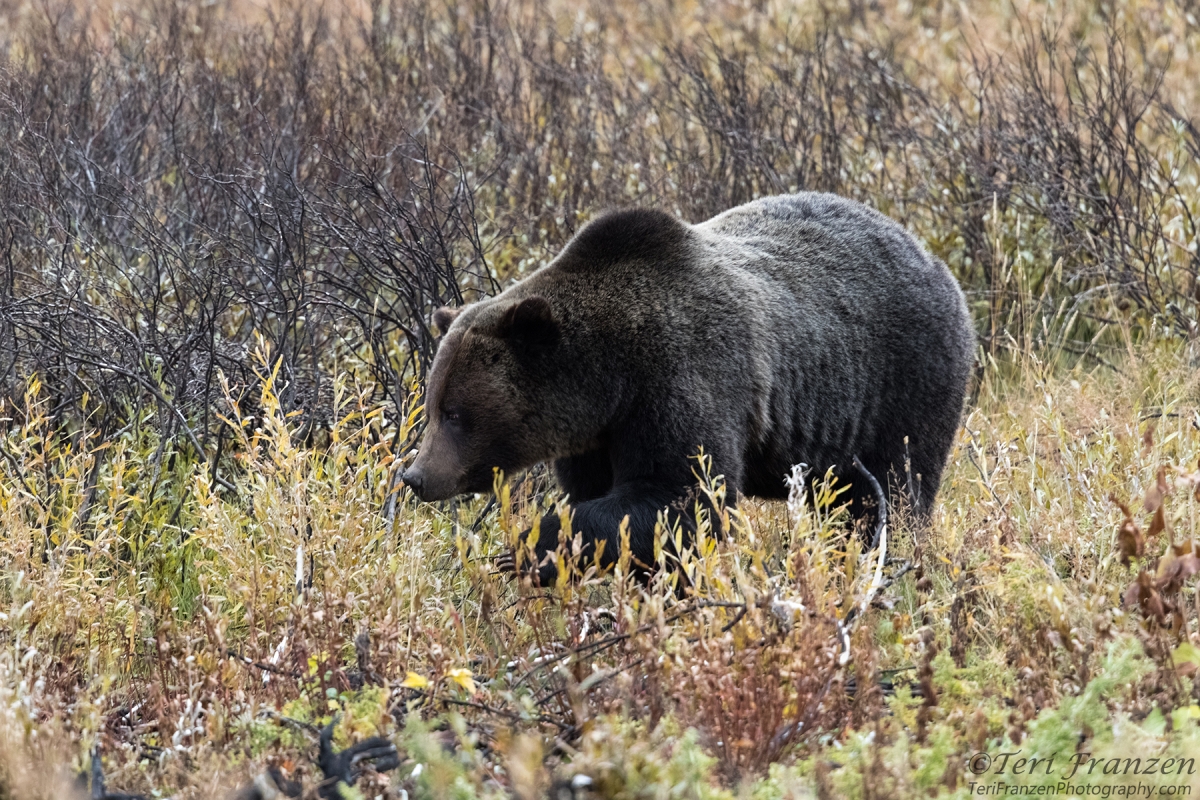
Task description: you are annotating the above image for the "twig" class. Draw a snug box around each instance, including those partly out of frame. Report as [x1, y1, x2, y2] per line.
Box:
[834, 618, 853, 667]
[718, 605, 748, 633]
[225, 648, 304, 679]
[398, 687, 574, 734]
[852, 455, 888, 550]
[518, 598, 751, 685]
[966, 437, 1008, 514]
[0, 438, 48, 513]
[258, 709, 322, 735]
[878, 559, 915, 591]
[846, 458, 890, 657]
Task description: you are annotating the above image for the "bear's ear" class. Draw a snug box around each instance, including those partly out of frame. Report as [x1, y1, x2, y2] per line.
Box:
[432, 306, 462, 336]
[495, 295, 559, 353]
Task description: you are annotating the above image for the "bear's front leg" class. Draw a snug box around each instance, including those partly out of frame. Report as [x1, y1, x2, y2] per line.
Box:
[494, 510, 566, 586]
[504, 482, 685, 586]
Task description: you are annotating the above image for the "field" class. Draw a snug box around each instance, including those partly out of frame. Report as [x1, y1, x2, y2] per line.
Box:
[1, 0, 1200, 797]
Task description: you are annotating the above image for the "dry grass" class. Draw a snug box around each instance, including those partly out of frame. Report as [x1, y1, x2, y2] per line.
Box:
[5, 317, 1200, 798]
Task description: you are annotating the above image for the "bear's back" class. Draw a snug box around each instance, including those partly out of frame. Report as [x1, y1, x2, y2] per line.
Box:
[695, 192, 970, 358]
[697, 193, 948, 290]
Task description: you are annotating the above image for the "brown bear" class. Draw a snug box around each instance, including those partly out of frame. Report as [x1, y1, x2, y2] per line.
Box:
[402, 192, 974, 584]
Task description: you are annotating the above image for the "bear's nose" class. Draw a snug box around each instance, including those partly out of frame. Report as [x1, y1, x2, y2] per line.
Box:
[401, 467, 425, 499]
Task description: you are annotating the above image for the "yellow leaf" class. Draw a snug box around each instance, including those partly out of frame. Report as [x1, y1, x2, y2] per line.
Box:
[446, 667, 477, 694]
[1172, 641, 1200, 667]
[400, 671, 429, 690]
[1171, 705, 1200, 729]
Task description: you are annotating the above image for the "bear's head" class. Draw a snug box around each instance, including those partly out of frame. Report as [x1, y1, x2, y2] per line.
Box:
[402, 295, 561, 502]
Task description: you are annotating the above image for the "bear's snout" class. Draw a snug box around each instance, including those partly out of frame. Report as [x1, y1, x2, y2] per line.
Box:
[400, 467, 427, 500]
[400, 459, 461, 502]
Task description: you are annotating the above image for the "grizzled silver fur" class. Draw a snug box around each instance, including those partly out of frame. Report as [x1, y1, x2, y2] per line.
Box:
[404, 192, 974, 582]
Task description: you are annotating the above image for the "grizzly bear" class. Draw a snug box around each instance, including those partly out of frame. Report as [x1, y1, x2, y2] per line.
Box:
[402, 192, 974, 584]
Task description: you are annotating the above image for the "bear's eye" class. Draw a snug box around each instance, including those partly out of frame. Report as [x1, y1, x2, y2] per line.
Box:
[442, 409, 462, 425]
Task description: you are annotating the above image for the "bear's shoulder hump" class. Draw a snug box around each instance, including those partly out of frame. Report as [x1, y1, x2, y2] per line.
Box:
[559, 208, 690, 271]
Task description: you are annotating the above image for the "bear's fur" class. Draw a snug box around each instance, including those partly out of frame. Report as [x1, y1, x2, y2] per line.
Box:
[403, 193, 974, 583]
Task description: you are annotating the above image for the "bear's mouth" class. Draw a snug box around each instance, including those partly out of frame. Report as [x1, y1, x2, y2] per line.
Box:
[463, 464, 501, 495]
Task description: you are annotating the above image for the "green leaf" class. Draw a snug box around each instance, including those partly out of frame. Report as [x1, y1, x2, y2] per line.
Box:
[1171, 641, 1200, 667]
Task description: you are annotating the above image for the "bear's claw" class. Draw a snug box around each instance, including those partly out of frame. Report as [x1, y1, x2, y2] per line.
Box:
[494, 549, 558, 587]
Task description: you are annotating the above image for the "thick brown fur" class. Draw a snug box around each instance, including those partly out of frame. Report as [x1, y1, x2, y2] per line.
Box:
[404, 193, 974, 583]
